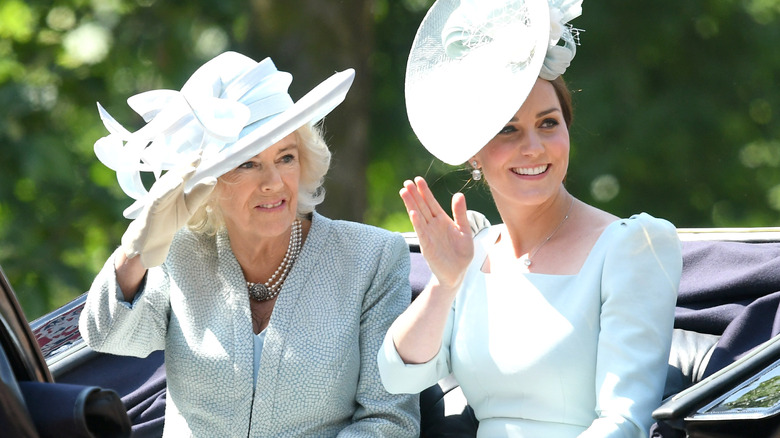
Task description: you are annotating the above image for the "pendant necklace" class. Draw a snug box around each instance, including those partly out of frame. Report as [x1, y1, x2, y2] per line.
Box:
[247, 219, 302, 301]
[523, 197, 574, 267]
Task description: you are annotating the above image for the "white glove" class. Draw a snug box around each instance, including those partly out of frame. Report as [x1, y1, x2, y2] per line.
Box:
[120, 162, 217, 268]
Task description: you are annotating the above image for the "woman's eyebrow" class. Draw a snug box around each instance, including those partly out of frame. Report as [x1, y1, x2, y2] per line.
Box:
[278, 143, 298, 153]
[507, 107, 560, 122]
[536, 108, 560, 118]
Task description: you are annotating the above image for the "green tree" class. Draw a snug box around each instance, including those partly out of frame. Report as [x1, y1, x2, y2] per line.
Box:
[1, 0, 779, 320]
[369, 0, 780, 229]
[566, 0, 780, 228]
[0, 0, 377, 319]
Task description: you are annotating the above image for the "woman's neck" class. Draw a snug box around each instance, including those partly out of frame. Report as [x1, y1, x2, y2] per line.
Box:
[495, 189, 575, 258]
[227, 224, 294, 283]
[227, 217, 312, 284]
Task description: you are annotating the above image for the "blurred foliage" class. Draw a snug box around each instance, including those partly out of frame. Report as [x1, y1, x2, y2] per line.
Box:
[718, 375, 780, 410]
[0, 0, 779, 320]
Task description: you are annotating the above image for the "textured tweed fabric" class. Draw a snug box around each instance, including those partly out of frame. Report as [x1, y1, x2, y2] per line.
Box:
[80, 213, 420, 437]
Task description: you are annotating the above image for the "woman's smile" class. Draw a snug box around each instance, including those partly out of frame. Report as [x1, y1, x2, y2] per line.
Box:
[510, 164, 550, 177]
[217, 133, 301, 239]
[255, 199, 286, 210]
[475, 79, 570, 207]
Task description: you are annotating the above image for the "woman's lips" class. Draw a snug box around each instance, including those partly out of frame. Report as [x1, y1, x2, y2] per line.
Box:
[511, 164, 549, 176]
[256, 199, 285, 209]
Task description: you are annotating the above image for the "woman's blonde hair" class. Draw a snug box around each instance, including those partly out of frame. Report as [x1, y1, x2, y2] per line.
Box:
[187, 123, 331, 235]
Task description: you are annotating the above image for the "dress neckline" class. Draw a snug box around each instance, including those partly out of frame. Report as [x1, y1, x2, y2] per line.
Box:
[476, 217, 632, 278]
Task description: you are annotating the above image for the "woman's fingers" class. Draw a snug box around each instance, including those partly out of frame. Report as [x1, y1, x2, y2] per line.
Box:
[415, 177, 447, 219]
[401, 177, 438, 223]
[400, 184, 425, 227]
[451, 192, 470, 234]
[407, 209, 428, 236]
[401, 185, 434, 240]
[400, 178, 467, 249]
[399, 179, 475, 289]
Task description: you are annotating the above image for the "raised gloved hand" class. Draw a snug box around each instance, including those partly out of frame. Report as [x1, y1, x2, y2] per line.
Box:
[120, 162, 217, 268]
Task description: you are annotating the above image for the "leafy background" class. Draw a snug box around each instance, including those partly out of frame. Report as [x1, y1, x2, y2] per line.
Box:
[1, 0, 779, 320]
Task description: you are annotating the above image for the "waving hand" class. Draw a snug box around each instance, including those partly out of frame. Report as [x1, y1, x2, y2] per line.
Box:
[400, 177, 474, 290]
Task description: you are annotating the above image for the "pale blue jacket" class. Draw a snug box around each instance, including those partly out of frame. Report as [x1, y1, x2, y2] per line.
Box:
[80, 213, 420, 437]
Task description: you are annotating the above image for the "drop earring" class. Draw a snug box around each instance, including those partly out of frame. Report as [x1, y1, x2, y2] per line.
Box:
[471, 160, 482, 181]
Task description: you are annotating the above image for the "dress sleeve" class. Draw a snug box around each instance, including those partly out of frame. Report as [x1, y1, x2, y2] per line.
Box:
[338, 233, 420, 437]
[580, 214, 682, 437]
[78, 248, 171, 358]
[376, 226, 498, 395]
[376, 291, 455, 395]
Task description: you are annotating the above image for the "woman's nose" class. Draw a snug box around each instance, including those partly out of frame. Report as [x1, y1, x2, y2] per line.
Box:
[519, 131, 544, 155]
[258, 167, 283, 191]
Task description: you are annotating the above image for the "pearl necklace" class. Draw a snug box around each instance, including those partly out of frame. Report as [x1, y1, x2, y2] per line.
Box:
[247, 219, 302, 301]
[522, 197, 574, 267]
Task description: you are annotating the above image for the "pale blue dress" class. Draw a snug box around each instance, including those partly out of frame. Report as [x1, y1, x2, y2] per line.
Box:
[378, 213, 682, 438]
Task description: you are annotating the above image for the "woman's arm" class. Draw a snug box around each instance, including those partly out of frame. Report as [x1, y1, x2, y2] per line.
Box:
[78, 249, 172, 357]
[582, 215, 682, 437]
[79, 161, 214, 356]
[114, 251, 147, 302]
[389, 177, 474, 364]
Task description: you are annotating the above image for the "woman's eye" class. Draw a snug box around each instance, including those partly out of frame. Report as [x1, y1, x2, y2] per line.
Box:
[238, 162, 254, 169]
[541, 118, 560, 128]
[498, 125, 517, 135]
[280, 154, 296, 164]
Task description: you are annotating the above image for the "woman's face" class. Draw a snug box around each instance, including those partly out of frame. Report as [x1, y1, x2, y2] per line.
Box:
[217, 132, 300, 239]
[474, 78, 570, 208]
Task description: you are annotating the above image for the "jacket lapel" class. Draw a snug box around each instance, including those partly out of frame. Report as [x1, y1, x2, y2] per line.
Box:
[215, 229, 256, 435]
[249, 213, 332, 429]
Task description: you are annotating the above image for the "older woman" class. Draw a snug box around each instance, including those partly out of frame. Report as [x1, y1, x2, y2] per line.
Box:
[378, 1, 682, 437]
[79, 51, 419, 437]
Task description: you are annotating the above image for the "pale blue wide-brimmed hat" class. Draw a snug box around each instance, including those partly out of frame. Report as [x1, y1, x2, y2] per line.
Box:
[94, 51, 354, 218]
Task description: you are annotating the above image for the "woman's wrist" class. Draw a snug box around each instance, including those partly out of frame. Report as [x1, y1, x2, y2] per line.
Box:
[114, 249, 148, 301]
[429, 272, 465, 295]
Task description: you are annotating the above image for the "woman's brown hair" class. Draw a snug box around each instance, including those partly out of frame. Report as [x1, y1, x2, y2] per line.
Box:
[550, 75, 573, 128]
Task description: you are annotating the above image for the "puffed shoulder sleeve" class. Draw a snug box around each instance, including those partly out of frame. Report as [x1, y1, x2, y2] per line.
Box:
[582, 213, 682, 437]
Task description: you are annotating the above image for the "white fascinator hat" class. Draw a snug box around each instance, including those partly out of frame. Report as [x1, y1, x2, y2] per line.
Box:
[405, 0, 582, 165]
[93, 51, 355, 218]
